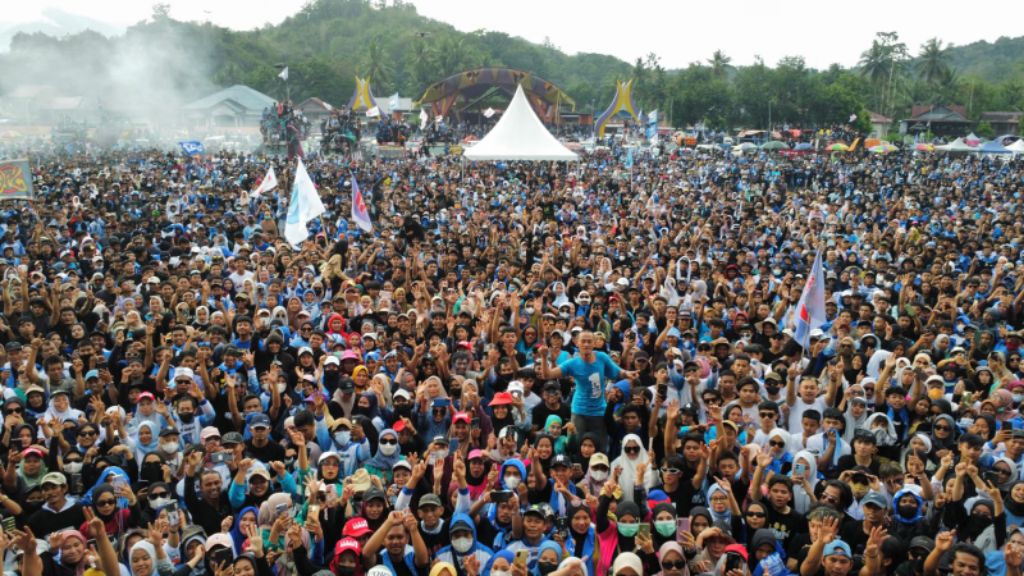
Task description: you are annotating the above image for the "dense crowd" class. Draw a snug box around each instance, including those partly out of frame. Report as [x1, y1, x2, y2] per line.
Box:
[0, 143, 1021, 576]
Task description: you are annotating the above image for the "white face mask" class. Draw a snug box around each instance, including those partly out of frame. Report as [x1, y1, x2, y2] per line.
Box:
[160, 442, 178, 453]
[590, 469, 608, 482]
[504, 476, 521, 490]
[277, 382, 287, 394]
[451, 536, 473, 553]
[65, 461, 83, 474]
[379, 443, 398, 456]
[150, 497, 171, 510]
[492, 571, 511, 576]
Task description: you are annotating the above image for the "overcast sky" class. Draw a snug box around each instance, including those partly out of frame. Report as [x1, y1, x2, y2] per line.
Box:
[5, 0, 1023, 69]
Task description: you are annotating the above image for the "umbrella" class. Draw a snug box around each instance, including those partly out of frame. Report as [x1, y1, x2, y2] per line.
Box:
[869, 143, 898, 154]
[794, 142, 813, 151]
[826, 143, 848, 152]
[915, 143, 935, 152]
[738, 142, 757, 151]
[760, 140, 789, 151]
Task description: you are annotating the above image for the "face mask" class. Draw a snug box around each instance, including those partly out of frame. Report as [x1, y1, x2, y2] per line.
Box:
[177, 412, 195, 424]
[590, 469, 608, 482]
[65, 461, 83, 474]
[524, 307, 535, 316]
[504, 475, 521, 490]
[928, 388, 944, 400]
[334, 431, 351, 446]
[493, 571, 511, 576]
[160, 442, 179, 453]
[898, 504, 918, 518]
[150, 497, 171, 511]
[379, 443, 398, 456]
[959, 418, 974, 429]
[277, 382, 287, 394]
[618, 522, 639, 537]
[451, 536, 473, 553]
[655, 520, 676, 537]
[337, 566, 356, 576]
[538, 562, 559, 576]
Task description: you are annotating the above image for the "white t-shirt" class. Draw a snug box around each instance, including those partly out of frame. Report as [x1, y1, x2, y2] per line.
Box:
[787, 397, 828, 434]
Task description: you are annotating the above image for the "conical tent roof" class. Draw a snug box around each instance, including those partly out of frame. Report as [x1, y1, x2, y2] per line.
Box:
[463, 84, 578, 161]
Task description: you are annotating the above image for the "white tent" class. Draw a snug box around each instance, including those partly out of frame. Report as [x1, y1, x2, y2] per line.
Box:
[936, 137, 977, 153]
[463, 84, 578, 161]
[1007, 139, 1024, 154]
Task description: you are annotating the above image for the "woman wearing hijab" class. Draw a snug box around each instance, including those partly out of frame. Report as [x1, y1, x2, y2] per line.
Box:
[578, 453, 611, 502]
[364, 428, 403, 482]
[130, 422, 161, 463]
[19, 528, 93, 576]
[863, 412, 899, 462]
[352, 393, 387, 434]
[229, 507, 260, 555]
[80, 483, 135, 541]
[1004, 481, 1024, 530]
[706, 481, 743, 538]
[610, 434, 650, 504]
[656, 541, 688, 576]
[790, 450, 819, 515]
[563, 503, 598, 576]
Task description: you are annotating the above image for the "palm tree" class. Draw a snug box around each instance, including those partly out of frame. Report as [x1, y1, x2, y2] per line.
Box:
[917, 38, 950, 85]
[362, 37, 392, 91]
[433, 34, 466, 78]
[708, 50, 732, 78]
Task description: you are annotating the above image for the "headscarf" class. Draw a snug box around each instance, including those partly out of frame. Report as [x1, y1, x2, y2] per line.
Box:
[791, 450, 820, 514]
[129, 540, 158, 576]
[364, 428, 402, 473]
[258, 493, 293, 527]
[80, 466, 130, 507]
[864, 412, 897, 447]
[994, 457, 1019, 492]
[133, 421, 160, 458]
[610, 433, 647, 503]
[230, 506, 260, 555]
[483, 550, 516, 576]
[707, 484, 732, 524]
[430, 562, 458, 576]
[930, 413, 958, 452]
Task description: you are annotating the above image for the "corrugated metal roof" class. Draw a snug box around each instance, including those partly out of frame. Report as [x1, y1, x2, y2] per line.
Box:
[184, 85, 276, 112]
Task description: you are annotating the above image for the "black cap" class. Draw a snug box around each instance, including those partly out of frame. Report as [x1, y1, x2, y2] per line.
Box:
[853, 429, 877, 444]
[551, 454, 571, 469]
[158, 427, 180, 438]
[523, 503, 546, 518]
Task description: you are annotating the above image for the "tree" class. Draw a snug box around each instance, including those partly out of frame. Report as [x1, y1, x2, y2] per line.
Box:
[859, 32, 909, 116]
[708, 50, 732, 79]
[917, 38, 950, 85]
[362, 37, 392, 92]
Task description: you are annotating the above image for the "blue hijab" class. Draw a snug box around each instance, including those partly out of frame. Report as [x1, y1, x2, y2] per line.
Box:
[230, 506, 260, 554]
[81, 466, 130, 507]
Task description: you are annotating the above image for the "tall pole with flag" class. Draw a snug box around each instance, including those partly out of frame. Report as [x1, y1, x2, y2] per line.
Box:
[284, 158, 326, 247]
[278, 64, 290, 103]
[791, 250, 827, 352]
[351, 176, 373, 233]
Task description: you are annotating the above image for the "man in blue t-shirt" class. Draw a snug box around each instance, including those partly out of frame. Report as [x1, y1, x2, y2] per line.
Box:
[538, 330, 637, 452]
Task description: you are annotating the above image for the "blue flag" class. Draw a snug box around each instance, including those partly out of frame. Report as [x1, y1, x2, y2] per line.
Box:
[179, 141, 205, 156]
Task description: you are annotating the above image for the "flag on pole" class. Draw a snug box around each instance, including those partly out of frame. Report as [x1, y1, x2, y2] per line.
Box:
[624, 147, 634, 170]
[646, 110, 659, 141]
[388, 93, 400, 111]
[252, 166, 278, 196]
[284, 158, 326, 247]
[419, 109, 429, 130]
[179, 141, 204, 156]
[483, 107, 496, 118]
[791, 250, 827, 349]
[366, 106, 380, 118]
[351, 176, 373, 233]
[278, 67, 289, 81]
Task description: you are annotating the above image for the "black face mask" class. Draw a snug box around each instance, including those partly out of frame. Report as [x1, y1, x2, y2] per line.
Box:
[336, 566, 356, 576]
[394, 404, 412, 417]
[177, 412, 195, 424]
[323, 371, 341, 391]
[538, 562, 559, 576]
[898, 504, 918, 518]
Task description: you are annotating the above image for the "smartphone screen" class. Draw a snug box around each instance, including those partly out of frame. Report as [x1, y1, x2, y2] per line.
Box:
[638, 523, 651, 539]
[514, 550, 529, 568]
[676, 517, 690, 540]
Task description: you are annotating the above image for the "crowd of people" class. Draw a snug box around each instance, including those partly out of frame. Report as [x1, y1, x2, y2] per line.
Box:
[262, 103, 310, 159]
[0, 140, 1021, 576]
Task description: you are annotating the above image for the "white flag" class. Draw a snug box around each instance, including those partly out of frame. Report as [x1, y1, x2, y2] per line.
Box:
[483, 107, 496, 118]
[388, 93, 400, 110]
[252, 166, 278, 196]
[284, 158, 326, 247]
[419, 109, 428, 130]
[366, 106, 381, 118]
[278, 67, 289, 81]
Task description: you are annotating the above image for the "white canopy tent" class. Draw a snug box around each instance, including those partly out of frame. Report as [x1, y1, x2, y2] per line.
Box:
[936, 138, 978, 153]
[1007, 139, 1024, 154]
[463, 84, 578, 161]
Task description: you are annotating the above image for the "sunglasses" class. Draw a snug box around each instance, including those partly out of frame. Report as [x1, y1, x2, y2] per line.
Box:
[759, 412, 776, 419]
[745, 511, 766, 518]
[379, 439, 398, 445]
[320, 460, 339, 467]
[661, 467, 681, 475]
[95, 499, 117, 507]
[624, 446, 641, 454]
[148, 492, 169, 500]
[79, 431, 97, 437]
[5, 408, 23, 414]
[934, 425, 951, 431]
[662, 561, 686, 570]
[769, 440, 786, 448]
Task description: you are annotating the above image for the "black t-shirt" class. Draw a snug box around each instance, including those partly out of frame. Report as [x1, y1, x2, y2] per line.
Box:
[765, 505, 807, 550]
[245, 439, 285, 463]
[531, 402, 571, 432]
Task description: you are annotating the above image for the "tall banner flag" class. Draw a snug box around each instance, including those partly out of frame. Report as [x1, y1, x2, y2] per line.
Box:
[388, 93, 400, 111]
[0, 159, 33, 200]
[179, 141, 205, 156]
[366, 106, 381, 118]
[252, 166, 278, 196]
[624, 147, 634, 170]
[419, 109, 429, 130]
[284, 158, 326, 246]
[646, 110, 659, 141]
[791, 250, 827, 349]
[278, 67, 289, 81]
[351, 176, 373, 233]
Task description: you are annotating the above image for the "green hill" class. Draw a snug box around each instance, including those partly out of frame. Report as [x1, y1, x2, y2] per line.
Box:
[940, 36, 1024, 83]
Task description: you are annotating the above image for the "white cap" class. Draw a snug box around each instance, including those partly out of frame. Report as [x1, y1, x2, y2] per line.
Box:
[173, 367, 194, 382]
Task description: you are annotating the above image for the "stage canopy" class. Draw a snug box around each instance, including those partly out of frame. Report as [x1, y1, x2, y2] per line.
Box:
[418, 68, 574, 121]
[462, 84, 578, 162]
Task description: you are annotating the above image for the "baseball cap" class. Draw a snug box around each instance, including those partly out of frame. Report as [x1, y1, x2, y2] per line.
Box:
[419, 494, 443, 508]
[589, 452, 610, 468]
[200, 426, 221, 442]
[222, 432, 244, 446]
[452, 412, 471, 425]
[823, 540, 852, 558]
[41, 472, 67, 487]
[137, 392, 156, 402]
[861, 491, 888, 509]
[334, 537, 361, 556]
[174, 368, 195, 382]
[85, 370, 100, 381]
[158, 427, 180, 438]
[523, 503, 547, 519]
[343, 517, 372, 538]
[392, 460, 412, 472]
[551, 454, 572, 469]
[467, 449, 485, 461]
[250, 414, 272, 429]
[324, 355, 340, 367]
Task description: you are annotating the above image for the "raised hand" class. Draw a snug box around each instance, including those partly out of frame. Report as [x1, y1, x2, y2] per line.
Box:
[935, 530, 956, 552]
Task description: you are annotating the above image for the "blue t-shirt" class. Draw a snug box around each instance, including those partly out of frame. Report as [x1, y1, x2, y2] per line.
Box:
[560, 352, 622, 417]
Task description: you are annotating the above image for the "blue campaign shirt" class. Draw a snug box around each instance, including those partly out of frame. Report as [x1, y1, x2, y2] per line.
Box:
[559, 352, 622, 417]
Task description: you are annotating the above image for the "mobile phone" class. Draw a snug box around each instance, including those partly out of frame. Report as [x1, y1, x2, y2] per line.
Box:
[209, 547, 233, 567]
[275, 503, 289, 515]
[657, 382, 667, 398]
[794, 463, 806, 476]
[308, 504, 320, 520]
[851, 473, 868, 485]
[638, 523, 651, 539]
[492, 490, 513, 504]
[676, 517, 691, 540]
[514, 550, 529, 568]
[10, 438, 22, 450]
[556, 517, 569, 539]
[165, 501, 179, 525]
[1, 516, 15, 533]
